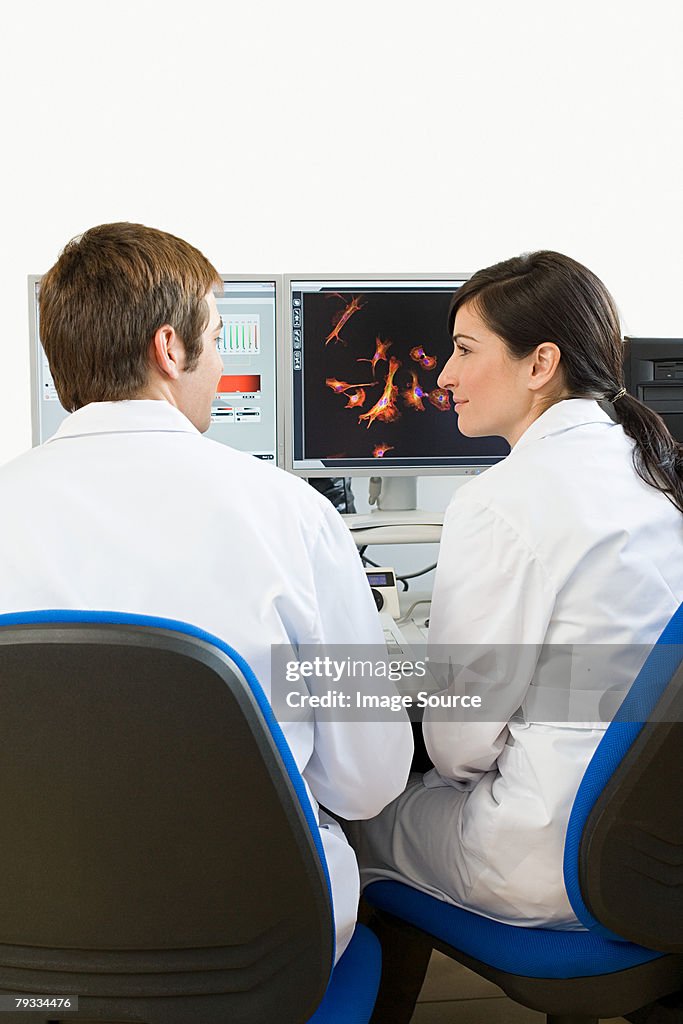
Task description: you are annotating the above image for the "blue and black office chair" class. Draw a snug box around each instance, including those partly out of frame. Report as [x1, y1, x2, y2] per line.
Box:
[0, 610, 381, 1024]
[364, 604, 683, 1024]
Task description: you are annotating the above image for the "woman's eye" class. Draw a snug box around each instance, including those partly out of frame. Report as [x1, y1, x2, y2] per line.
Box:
[456, 344, 470, 355]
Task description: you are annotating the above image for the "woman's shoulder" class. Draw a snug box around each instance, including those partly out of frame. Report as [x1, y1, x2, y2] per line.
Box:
[450, 443, 553, 517]
[455, 416, 634, 513]
[446, 426, 636, 550]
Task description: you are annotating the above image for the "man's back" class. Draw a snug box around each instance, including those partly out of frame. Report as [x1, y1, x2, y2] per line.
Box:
[1, 401, 364, 680]
[0, 399, 412, 957]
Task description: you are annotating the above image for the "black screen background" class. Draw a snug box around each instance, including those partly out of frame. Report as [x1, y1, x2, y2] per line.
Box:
[299, 289, 509, 463]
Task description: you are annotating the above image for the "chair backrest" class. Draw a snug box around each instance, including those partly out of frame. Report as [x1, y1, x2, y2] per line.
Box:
[564, 602, 683, 953]
[0, 611, 334, 1024]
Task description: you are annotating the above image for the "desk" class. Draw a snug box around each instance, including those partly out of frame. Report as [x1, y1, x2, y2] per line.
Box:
[342, 512, 443, 548]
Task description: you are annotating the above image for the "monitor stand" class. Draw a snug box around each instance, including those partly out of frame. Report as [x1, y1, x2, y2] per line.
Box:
[342, 477, 444, 533]
[370, 476, 418, 512]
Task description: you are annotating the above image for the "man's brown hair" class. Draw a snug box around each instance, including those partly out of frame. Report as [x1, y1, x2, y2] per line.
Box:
[39, 222, 222, 410]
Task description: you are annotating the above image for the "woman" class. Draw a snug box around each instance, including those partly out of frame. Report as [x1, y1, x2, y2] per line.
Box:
[357, 251, 683, 928]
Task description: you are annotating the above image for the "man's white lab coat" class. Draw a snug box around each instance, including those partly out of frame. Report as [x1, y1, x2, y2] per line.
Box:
[0, 400, 413, 958]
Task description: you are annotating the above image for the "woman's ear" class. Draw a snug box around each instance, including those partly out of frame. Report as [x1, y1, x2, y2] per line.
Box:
[528, 342, 562, 392]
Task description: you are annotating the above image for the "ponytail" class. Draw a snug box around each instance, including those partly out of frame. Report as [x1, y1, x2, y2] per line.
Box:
[612, 392, 683, 515]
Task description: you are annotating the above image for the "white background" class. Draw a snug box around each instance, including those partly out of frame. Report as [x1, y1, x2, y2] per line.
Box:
[1, 0, 682, 582]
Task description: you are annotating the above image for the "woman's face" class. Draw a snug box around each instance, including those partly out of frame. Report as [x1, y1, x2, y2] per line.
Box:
[438, 301, 538, 446]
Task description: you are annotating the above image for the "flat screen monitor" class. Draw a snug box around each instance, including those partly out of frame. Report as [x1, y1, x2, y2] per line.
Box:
[624, 337, 683, 443]
[283, 274, 511, 477]
[28, 275, 280, 462]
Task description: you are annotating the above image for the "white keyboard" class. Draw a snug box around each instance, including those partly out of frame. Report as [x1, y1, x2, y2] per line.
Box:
[380, 612, 412, 658]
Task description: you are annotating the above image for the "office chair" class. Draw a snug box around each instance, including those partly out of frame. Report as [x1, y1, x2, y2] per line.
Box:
[363, 603, 683, 1024]
[0, 610, 381, 1024]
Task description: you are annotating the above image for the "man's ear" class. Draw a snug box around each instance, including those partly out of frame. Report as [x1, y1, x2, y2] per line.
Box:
[528, 342, 562, 392]
[150, 325, 184, 380]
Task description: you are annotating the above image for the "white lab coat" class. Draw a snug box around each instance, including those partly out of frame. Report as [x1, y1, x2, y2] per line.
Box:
[358, 399, 683, 927]
[0, 400, 413, 958]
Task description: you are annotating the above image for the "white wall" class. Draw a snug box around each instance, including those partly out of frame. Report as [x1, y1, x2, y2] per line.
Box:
[2, 0, 681, 506]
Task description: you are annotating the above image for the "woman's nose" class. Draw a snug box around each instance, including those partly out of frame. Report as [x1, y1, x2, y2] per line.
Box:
[438, 353, 456, 390]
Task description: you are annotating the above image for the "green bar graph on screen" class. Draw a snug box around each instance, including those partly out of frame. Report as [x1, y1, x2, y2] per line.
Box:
[217, 316, 260, 356]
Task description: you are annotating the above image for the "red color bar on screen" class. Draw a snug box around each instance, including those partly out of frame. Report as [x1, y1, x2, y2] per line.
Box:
[217, 375, 261, 394]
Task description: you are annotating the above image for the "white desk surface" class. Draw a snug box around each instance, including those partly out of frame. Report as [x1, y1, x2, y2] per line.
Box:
[342, 516, 444, 548]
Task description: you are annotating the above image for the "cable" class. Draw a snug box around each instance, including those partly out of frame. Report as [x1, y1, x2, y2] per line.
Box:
[397, 598, 431, 625]
[357, 545, 380, 568]
[362, 554, 381, 568]
[395, 562, 437, 591]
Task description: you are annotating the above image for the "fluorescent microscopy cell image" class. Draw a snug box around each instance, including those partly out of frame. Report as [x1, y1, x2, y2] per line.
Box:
[410, 345, 437, 370]
[402, 372, 427, 412]
[428, 387, 452, 411]
[357, 336, 392, 375]
[325, 295, 366, 346]
[358, 357, 402, 428]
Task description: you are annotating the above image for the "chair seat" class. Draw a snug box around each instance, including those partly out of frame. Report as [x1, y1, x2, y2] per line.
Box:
[309, 924, 381, 1023]
[0, 614, 386, 1023]
[364, 881, 663, 979]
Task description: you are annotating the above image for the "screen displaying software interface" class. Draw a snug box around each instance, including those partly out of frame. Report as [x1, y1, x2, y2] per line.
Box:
[205, 280, 277, 461]
[30, 278, 278, 461]
[288, 279, 510, 474]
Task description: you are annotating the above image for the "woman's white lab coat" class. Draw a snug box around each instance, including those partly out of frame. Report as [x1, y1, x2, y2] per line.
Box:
[358, 399, 683, 926]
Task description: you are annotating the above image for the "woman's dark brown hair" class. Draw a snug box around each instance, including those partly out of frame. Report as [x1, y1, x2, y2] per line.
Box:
[39, 222, 221, 411]
[448, 251, 683, 513]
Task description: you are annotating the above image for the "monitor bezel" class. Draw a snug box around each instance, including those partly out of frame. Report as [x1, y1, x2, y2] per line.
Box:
[28, 273, 285, 465]
[214, 274, 284, 468]
[282, 271, 509, 478]
[28, 274, 43, 448]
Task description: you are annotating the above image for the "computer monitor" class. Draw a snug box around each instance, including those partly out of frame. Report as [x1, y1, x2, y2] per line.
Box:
[283, 274, 510, 491]
[28, 275, 281, 462]
[624, 337, 683, 443]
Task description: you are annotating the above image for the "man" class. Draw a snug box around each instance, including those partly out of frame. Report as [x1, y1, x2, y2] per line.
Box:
[0, 222, 412, 960]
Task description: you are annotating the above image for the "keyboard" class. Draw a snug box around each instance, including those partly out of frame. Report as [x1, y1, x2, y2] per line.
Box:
[380, 612, 412, 658]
